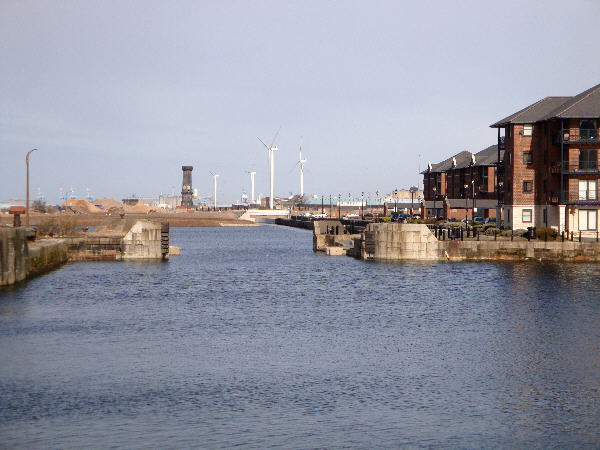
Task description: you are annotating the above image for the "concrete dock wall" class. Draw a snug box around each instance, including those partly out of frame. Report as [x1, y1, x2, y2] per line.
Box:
[28, 239, 68, 278]
[362, 223, 439, 261]
[121, 220, 167, 260]
[0, 228, 28, 286]
[314, 221, 600, 262]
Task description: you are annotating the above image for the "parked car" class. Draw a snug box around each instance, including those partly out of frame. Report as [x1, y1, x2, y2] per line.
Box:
[343, 214, 359, 220]
[395, 214, 410, 223]
[484, 217, 496, 224]
[474, 216, 485, 223]
[312, 213, 328, 219]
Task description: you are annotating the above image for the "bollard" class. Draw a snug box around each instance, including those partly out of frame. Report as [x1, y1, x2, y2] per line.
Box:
[571, 231, 574, 241]
[579, 230, 582, 242]
[494, 229, 497, 241]
[477, 228, 480, 241]
[562, 231, 564, 242]
[544, 230, 547, 242]
[527, 231, 530, 242]
[511, 229, 514, 241]
[461, 227, 464, 241]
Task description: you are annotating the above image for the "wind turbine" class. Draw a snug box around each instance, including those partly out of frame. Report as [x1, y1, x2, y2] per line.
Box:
[246, 171, 256, 204]
[209, 171, 219, 209]
[295, 146, 307, 196]
[257, 127, 280, 209]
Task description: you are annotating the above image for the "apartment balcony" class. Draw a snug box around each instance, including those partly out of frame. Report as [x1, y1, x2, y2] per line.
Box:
[561, 161, 600, 174]
[560, 190, 600, 205]
[560, 129, 600, 145]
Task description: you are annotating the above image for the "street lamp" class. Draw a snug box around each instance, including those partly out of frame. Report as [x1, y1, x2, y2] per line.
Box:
[361, 191, 364, 219]
[409, 186, 418, 218]
[338, 193, 341, 219]
[471, 180, 476, 223]
[25, 148, 38, 227]
[464, 184, 469, 223]
[432, 186, 437, 221]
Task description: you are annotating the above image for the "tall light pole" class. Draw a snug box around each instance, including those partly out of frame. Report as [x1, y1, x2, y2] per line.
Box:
[464, 184, 469, 223]
[471, 180, 476, 222]
[25, 148, 38, 227]
[432, 186, 437, 221]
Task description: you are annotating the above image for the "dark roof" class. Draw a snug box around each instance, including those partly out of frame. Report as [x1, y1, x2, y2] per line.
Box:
[474, 144, 503, 165]
[543, 83, 600, 119]
[490, 96, 572, 127]
[428, 151, 472, 172]
[424, 144, 501, 174]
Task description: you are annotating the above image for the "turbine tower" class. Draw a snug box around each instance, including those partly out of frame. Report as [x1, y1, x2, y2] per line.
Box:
[246, 171, 256, 204]
[210, 171, 219, 209]
[258, 127, 280, 209]
[296, 147, 307, 196]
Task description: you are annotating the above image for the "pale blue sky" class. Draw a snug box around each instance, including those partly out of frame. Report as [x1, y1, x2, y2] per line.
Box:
[2, 0, 600, 203]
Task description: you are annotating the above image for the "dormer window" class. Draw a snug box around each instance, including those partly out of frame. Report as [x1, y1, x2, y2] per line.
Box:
[522, 124, 533, 136]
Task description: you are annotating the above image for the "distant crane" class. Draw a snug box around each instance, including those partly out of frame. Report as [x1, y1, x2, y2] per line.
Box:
[209, 171, 219, 209]
[257, 127, 280, 209]
[246, 171, 256, 204]
[295, 146, 307, 196]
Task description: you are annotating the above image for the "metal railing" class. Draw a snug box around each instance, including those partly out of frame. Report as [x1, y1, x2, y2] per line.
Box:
[559, 161, 600, 173]
[560, 190, 600, 204]
[561, 128, 599, 142]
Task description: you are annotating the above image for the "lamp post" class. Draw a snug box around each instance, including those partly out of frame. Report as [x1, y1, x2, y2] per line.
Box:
[338, 194, 341, 219]
[409, 186, 418, 218]
[464, 184, 469, 224]
[25, 148, 38, 227]
[471, 180, 476, 222]
[432, 186, 437, 221]
[361, 191, 364, 219]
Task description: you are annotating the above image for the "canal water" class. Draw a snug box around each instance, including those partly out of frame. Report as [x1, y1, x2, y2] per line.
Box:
[1, 226, 600, 448]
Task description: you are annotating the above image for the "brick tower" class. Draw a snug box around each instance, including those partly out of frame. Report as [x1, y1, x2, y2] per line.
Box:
[181, 166, 193, 208]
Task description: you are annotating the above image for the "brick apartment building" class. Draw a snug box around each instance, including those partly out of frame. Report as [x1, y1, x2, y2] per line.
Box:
[491, 83, 600, 234]
[422, 144, 503, 220]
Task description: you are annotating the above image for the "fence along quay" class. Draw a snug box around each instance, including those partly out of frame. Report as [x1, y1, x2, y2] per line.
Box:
[302, 219, 600, 262]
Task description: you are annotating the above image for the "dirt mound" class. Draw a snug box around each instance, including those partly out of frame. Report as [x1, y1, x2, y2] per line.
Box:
[123, 203, 153, 214]
[94, 197, 122, 210]
[62, 199, 102, 213]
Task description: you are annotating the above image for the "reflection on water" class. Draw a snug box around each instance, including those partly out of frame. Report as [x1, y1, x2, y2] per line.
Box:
[1, 226, 600, 447]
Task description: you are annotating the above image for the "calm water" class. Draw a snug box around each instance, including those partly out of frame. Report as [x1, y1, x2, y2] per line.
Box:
[1, 226, 600, 448]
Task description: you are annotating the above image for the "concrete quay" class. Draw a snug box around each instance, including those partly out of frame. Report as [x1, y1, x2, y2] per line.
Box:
[1, 219, 171, 287]
[313, 221, 600, 262]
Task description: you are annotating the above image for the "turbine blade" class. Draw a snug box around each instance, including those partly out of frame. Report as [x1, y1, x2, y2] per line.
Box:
[257, 137, 270, 149]
[269, 126, 281, 149]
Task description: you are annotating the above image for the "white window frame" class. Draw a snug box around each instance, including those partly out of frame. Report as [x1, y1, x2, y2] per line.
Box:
[523, 124, 533, 136]
[579, 209, 597, 231]
[579, 180, 597, 200]
[522, 209, 532, 223]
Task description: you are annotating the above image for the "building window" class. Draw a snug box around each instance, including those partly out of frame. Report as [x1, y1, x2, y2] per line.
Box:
[480, 167, 488, 191]
[543, 208, 547, 224]
[579, 180, 597, 201]
[579, 149, 598, 171]
[523, 180, 533, 193]
[523, 124, 533, 136]
[523, 151, 533, 164]
[580, 119, 598, 140]
[523, 209, 532, 223]
[579, 209, 597, 231]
